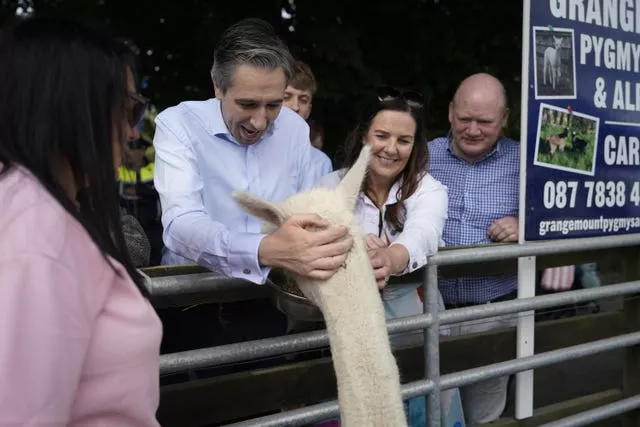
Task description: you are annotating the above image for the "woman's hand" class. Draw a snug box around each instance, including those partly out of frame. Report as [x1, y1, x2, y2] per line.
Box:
[368, 247, 393, 289]
[365, 233, 410, 289]
[365, 233, 391, 288]
[365, 233, 387, 251]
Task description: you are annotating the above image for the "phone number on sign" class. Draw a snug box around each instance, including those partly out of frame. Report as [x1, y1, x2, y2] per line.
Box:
[542, 181, 640, 209]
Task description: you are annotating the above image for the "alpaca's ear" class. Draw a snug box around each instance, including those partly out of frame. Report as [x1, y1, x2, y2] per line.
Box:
[338, 143, 371, 211]
[232, 191, 286, 226]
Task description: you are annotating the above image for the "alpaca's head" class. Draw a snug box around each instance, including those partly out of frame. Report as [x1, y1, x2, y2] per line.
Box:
[233, 144, 372, 232]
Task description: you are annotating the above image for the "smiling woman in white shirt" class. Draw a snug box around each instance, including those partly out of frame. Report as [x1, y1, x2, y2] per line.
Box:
[322, 87, 447, 320]
[320, 87, 462, 426]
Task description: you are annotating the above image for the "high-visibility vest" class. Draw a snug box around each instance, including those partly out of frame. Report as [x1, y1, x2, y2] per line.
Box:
[117, 162, 159, 224]
[118, 162, 155, 197]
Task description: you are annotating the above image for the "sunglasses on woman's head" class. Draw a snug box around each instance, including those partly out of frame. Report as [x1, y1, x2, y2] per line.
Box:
[127, 91, 149, 127]
[376, 86, 424, 109]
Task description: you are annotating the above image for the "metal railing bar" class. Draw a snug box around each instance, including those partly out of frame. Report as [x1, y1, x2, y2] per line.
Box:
[537, 393, 640, 427]
[160, 313, 433, 375]
[159, 280, 640, 374]
[439, 279, 640, 326]
[430, 234, 640, 266]
[144, 271, 255, 296]
[439, 331, 640, 391]
[144, 236, 640, 297]
[223, 379, 435, 427]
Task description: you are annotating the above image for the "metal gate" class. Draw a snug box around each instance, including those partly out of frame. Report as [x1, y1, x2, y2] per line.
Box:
[151, 234, 640, 426]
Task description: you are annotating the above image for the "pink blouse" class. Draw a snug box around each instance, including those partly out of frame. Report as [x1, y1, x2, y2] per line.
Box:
[0, 166, 162, 426]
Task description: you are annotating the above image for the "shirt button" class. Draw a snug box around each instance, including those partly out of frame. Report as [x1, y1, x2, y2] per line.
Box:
[243, 268, 251, 275]
[412, 262, 418, 269]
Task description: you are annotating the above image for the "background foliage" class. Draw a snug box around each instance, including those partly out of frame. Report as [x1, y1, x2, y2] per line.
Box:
[0, 0, 525, 160]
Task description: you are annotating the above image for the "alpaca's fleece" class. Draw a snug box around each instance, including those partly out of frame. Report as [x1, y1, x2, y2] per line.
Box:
[233, 144, 407, 427]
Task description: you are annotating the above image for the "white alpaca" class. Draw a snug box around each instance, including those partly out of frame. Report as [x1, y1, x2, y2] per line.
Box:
[543, 36, 562, 90]
[233, 144, 407, 427]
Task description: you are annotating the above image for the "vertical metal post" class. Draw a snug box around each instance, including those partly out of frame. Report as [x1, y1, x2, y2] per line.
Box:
[623, 247, 640, 427]
[424, 263, 441, 427]
[515, 256, 535, 419]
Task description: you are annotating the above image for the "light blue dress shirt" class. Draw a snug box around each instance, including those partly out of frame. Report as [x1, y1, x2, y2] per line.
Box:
[153, 98, 317, 284]
[311, 147, 333, 181]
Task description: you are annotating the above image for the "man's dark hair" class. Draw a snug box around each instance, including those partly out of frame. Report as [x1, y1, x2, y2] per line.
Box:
[211, 18, 294, 93]
[289, 60, 317, 94]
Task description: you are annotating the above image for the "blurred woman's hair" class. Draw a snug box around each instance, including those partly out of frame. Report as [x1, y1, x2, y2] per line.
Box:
[341, 88, 429, 233]
[0, 16, 147, 295]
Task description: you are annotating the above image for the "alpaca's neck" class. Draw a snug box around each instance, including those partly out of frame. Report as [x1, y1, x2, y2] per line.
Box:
[300, 239, 407, 427]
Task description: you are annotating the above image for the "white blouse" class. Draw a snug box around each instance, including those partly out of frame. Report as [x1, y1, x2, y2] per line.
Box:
[319, 169, 448, 275]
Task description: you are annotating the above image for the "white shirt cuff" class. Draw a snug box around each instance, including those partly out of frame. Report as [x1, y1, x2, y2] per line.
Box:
[227, 232, 271, 284]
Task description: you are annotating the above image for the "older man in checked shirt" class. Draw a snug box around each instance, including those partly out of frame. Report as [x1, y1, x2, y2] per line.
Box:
[429, 73, 520, 425]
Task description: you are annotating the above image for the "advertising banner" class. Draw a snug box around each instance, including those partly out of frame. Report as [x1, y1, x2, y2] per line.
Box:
[523, 0, 640, 241]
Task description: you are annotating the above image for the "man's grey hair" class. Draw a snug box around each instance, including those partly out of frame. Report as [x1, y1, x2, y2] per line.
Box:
[211, 18, 294, 93]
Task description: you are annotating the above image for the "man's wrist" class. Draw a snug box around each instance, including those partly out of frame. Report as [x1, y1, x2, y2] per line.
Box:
[258, 233, 277, 268]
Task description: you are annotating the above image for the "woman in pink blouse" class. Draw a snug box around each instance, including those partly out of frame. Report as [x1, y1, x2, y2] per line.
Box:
[0, 17, 162, 426]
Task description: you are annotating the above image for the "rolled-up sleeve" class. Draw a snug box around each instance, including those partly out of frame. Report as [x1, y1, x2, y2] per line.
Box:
[153, 113, 268, 284]
[391, 174, 448, 275]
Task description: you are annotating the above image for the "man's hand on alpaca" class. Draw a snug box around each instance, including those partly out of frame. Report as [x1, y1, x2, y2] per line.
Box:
[259, 214, 354, 280]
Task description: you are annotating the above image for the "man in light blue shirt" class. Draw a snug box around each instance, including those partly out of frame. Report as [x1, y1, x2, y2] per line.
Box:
[153, 18, 352, 357]
[154, 19, 350, 284]
[283, 59, 333, 181]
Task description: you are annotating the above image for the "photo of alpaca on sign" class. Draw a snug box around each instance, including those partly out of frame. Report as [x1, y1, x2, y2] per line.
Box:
[233, 144, 408, 427]
[533, 27, 576, 99]
[544, 36, 563, 90]
[534, 103, 599, 176]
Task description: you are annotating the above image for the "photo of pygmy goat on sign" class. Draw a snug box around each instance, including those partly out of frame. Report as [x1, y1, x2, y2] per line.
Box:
[534, 103, 599, 176]
[533, 27, 576, 99]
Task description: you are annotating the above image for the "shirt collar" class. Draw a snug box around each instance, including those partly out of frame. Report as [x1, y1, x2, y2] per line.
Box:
[209, 98, 278, 145]
[209, 98, 228, 137]
[359, 179, 402, 207]
[446, 132, 505, 164]
[335, 168, 402, 207]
